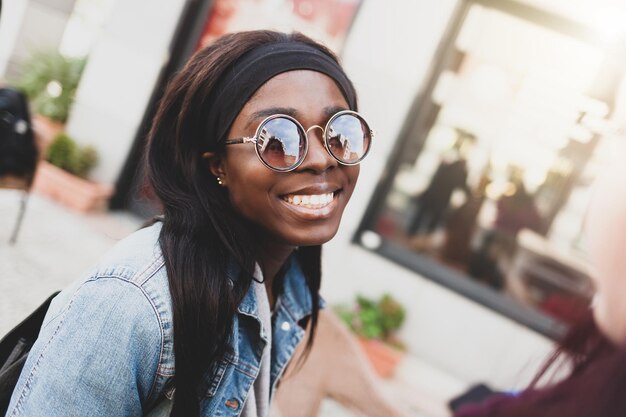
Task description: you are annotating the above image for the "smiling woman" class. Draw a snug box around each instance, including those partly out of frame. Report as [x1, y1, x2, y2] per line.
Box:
[5, 31, 369, 417]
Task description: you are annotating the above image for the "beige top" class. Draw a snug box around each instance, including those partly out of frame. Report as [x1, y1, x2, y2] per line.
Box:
[241, 265, 272, 417]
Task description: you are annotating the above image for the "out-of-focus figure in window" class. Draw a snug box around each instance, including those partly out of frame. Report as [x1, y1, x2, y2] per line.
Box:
[407, 129, 474, 238]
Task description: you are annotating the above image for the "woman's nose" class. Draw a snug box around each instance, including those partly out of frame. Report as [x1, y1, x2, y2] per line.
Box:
[297, 125, 337, 173]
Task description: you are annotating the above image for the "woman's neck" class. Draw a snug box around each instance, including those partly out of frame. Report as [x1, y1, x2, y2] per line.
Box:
[254, 240, 295, 309]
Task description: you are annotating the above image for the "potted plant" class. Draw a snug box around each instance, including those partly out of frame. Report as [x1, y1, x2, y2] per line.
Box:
[335, 293, 407, 378]
[17, 51, 86, 151]
[32, 132, 113, 212]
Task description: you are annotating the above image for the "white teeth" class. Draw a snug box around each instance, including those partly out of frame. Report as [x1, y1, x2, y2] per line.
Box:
[283, 192, 335, 208]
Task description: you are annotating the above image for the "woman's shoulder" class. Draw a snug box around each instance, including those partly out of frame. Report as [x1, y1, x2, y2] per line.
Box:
[40, 221, 176, 383]
[91, 220, 171, 304]
[92, 221, 166, 283]
[47, 222, 172, 337]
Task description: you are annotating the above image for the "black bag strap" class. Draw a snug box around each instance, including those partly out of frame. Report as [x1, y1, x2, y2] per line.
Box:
[0, 291, 60, 365]
[0, 292, 60, 414]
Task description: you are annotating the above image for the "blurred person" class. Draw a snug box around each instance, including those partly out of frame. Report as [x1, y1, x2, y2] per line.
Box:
[5, 30, 372, 417]
[442, 166, 491, 273]
[468, 167, 541, 290]
[493, 175, 541, 237]
[407, 129, 474, 237]
[0, 87, 37, 243]
[454, 145, 626, 417]
[0, 87, 38, 184]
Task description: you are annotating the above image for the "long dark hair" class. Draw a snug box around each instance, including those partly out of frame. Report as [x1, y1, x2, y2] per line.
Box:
[456, 311, 626, 417]
[146, 31, 342, 416]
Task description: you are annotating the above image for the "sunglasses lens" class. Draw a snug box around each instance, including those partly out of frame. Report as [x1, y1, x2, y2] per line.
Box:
[327, 113, 371, 164]
[256, 117, 305, 170]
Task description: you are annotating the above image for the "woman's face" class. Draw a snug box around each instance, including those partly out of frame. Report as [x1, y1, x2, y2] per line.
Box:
[212, 70, 360, 248]
[586, 142, 626, 345]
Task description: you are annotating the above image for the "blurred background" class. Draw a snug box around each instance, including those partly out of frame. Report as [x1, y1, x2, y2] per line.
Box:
[2, 0, 626, 416]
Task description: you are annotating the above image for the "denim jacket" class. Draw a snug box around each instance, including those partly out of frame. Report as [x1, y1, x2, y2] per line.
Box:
[6, 222, 314, 417]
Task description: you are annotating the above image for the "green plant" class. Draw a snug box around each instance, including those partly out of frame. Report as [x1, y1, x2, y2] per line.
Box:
[47, 132, 98, 178]
[17, 51, 86, 123]
[336, 293, 406, 349]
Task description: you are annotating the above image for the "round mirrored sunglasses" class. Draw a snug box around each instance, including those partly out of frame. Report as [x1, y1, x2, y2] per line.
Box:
[224, 110, 373, 172]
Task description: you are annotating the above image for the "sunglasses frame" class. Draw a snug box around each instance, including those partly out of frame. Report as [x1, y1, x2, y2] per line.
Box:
[224, 110, 374, 172]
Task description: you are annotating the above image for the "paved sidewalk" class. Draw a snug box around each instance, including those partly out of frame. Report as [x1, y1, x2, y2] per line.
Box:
[0, 189, 143, 335]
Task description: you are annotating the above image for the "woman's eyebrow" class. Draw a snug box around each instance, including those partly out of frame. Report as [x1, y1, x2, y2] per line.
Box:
[245, 107, 298, 129]
[323, 105, 349, 117]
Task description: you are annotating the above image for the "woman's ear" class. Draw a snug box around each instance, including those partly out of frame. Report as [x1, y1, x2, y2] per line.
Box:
[202, 152, 227, 186]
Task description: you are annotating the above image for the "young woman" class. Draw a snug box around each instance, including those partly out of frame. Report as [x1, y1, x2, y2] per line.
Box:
[455, 146, 626, 417]
[6, 30, 372, 417]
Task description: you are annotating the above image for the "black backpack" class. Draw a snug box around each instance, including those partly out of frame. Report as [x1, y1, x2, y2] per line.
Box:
[0, 87, 38, 181]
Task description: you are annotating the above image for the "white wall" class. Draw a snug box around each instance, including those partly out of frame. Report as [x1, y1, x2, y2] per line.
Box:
[322, 0, 554, 390]
[0, 1, 28, 78]
[65, 0, 187, 184]
[0, 0, 75, 79]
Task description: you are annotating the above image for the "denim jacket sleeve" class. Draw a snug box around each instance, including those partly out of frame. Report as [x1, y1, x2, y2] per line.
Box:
[5, 276, 163, 417]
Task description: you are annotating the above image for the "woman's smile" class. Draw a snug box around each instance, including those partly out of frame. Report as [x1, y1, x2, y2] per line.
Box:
[278, 187, 342, 220]
[282, 191, 335, 208]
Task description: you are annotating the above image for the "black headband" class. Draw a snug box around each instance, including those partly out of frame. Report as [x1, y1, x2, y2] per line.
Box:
[204, 41, 357, 149]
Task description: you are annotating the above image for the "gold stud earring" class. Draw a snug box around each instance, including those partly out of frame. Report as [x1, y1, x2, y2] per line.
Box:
[216, 177, 224, 186]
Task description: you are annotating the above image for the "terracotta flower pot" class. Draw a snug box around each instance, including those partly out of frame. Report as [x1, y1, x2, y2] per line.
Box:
[358, 338, 404, 378]
[32, 114, 65, 157]
[32, 161, 114, 213]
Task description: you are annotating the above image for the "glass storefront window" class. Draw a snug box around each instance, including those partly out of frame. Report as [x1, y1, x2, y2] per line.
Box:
[357, 0, 626, 336]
